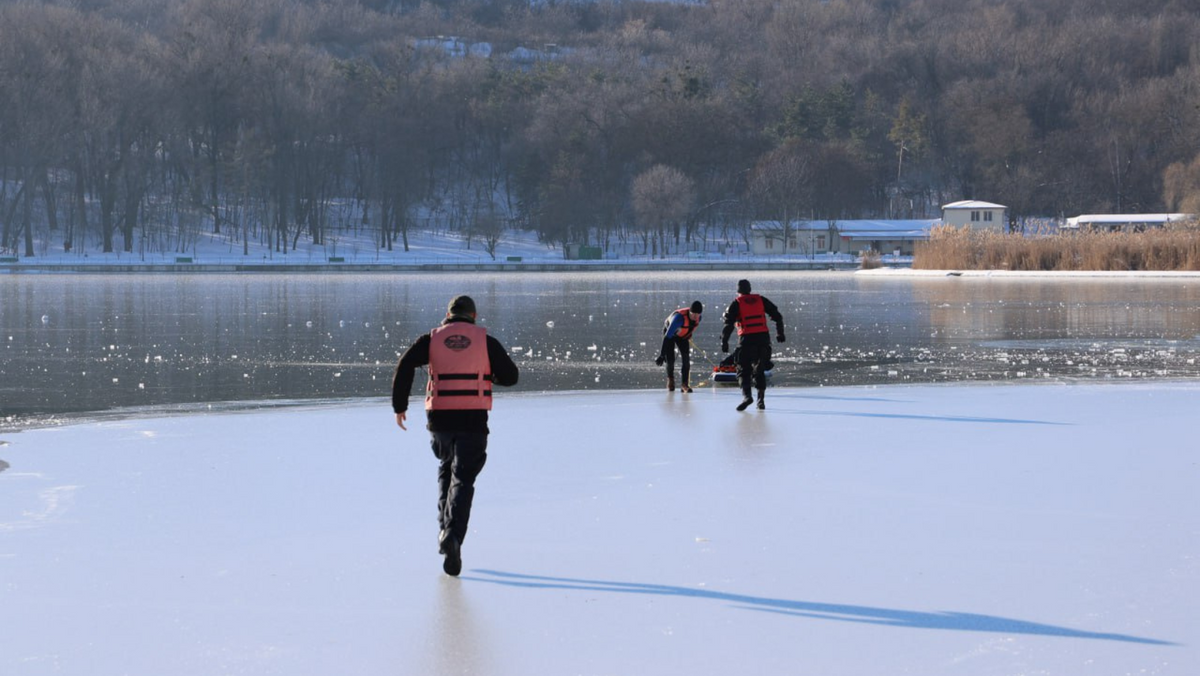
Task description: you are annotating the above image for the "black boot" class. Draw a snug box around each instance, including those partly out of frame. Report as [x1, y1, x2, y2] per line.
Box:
[756, 390, 766, 410]
[736, 393, 754, 411]
[439, 529, 462, 576]
[668, 374, 676, 391]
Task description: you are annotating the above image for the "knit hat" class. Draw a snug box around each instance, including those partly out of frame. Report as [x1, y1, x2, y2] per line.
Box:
[690, 301, 703, 314]
[736, 279, 752, 294]
[447, 295, 477, 317]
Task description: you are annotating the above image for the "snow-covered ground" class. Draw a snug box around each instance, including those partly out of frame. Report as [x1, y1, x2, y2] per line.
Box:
[12, 227, 561, 265]
[1, 382, 1195, 675]
[8, 226, 878, 267]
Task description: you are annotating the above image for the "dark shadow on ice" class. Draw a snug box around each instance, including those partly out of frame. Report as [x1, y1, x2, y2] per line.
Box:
[771, 408, 1069, 426]
[465, 570, 1174, 646]
[783, 393, 912, 403]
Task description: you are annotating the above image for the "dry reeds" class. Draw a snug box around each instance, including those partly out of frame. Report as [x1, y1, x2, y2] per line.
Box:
[859, 250, 883, 269]
[914, 224, 1200, 271]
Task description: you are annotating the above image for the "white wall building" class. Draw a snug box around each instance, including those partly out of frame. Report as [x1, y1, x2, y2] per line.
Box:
[749, 222, 809, 255]
[750, 220, 938, 256]
[941, 200, 1007, 232]
[1062, 213, 1195, 232]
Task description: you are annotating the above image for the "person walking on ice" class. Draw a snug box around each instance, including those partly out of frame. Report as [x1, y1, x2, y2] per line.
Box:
[655, 301, 703, 392]
[721, 279, 785, 411]
[392, 295, 520, 576]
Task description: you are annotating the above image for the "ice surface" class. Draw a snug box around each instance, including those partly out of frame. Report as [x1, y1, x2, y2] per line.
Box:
[0, 383, 1195, 675]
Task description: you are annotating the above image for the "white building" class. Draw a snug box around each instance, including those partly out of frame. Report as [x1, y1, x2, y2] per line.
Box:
[750, 220, 939, 256]
[412, 36, 492, 59]
[1062, 213, 1195, 232]
[941, 200, 1007, 232]
[831, 220, 939, 256]
[749, 221, 809, 255]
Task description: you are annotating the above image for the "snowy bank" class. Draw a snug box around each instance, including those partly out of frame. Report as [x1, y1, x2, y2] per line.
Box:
[1, 383, 1195, 676]
[1, 227, 877, 272]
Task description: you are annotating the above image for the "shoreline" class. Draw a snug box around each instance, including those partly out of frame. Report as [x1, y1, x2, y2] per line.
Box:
[2, 259, 863, 273]
[8, 259, 1200, 276]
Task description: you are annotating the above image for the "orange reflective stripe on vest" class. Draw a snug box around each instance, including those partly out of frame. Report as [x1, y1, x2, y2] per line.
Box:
[735, 294, 769, 336]
[426, 323, 493, 411]
[671, 307, 699, 340]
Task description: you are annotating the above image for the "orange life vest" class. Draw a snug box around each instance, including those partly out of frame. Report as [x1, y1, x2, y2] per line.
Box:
[734, 294, 769, 336]
[669, 307, 700, 340]
[425, 322, 493, 411]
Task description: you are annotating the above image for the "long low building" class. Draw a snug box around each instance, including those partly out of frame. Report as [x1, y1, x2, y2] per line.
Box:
[750, 220, 939, 256]
[1063, 213, 1195, 231]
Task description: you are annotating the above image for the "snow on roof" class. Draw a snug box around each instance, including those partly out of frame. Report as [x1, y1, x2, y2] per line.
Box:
[942, 200, 1007, 210]
[1065, 213, 1194, 227]
[751, 220, 938, 238]
[830, 219, 938, 233]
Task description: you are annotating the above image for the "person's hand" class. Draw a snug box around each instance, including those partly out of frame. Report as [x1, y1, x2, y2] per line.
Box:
[776, 333, 786, 343]
[395, 412, 407, 431]
[721, 341, 729, 353]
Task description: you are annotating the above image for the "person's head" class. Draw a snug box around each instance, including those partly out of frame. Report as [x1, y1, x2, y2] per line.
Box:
[736, 279, 752, 294]
[690, 300, 703, 317]
[446, 295, 477, 321]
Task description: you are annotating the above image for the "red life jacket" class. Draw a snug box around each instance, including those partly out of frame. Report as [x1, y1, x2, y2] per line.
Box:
[735, 294, 769, 336]
[425, 322, 493, 411]
[669, 307, 700, 340]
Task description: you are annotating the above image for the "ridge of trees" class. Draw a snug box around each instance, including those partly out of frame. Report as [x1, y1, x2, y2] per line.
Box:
[3, 0, 1200, 258]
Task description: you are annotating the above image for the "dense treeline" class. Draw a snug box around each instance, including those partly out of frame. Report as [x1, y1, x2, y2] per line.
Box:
[3, 0, 1200, 258]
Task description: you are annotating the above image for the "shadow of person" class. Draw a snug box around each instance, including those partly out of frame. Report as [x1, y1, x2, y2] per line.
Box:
[463, 570, 1175, 646]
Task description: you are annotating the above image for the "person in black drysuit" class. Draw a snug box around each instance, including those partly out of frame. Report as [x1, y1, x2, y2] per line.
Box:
[654, 300, 704, 392]
[392, 295, 520, 576]
[720, 279, 785, 411]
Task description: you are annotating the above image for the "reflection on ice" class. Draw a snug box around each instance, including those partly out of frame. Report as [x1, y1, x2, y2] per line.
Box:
[979, 337, 1200, 350]
[4, 272, 1200, 429]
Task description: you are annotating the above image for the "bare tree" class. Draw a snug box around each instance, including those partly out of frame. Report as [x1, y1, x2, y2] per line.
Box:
[748, 141, 814, 254]
[888, 97, 928, 186]
[0, 5, 81, 256]
[163, 0, 264, 237]
[632, 164, 695, 258]
[1163, 155, 1200, 214]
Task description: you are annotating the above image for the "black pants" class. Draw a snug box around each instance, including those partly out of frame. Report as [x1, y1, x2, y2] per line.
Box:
[660, 335, 691, 383]
[737, 341, 771, 396]
[430, 431, 489, 545]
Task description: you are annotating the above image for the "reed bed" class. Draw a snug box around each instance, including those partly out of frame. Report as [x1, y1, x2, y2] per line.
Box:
[859, 250, 883, 269]
[914, 224, 1200, 271]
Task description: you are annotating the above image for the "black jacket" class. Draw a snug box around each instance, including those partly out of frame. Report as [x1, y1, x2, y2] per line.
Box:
[392, 317, 520, 433]
[721, 294, 785, 347]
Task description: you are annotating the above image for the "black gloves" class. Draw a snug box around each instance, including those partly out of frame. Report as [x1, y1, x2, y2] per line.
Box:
[776, 333, 786, 343]
[721, 340, 729, 353]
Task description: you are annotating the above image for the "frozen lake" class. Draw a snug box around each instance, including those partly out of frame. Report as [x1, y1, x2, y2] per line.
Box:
[5, 271, 1200, 428]
[1, 383, 1195, 675]
[2, 271, 1197, 674]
